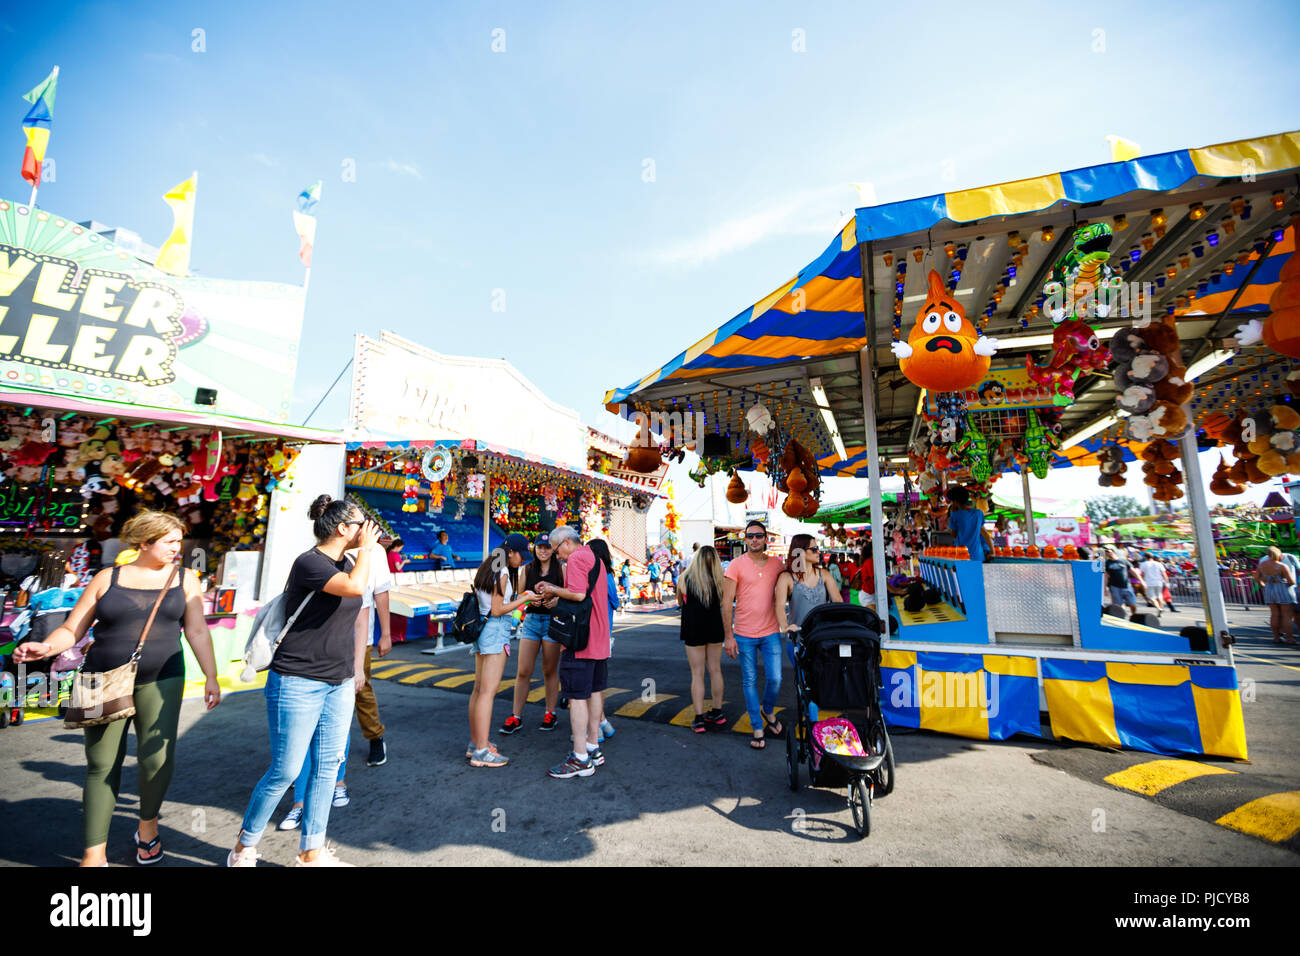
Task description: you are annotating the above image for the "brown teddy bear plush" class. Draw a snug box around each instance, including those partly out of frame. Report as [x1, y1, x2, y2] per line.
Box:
[1154, 376, 1194, 405]
[1098, 445, 1128, 487]
[1139, 317, 1181, 356]
[1128, 401, 1190, 441]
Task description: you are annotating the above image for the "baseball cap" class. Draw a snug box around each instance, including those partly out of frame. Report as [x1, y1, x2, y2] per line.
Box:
[534, 532, 552, 549]
[502, 533, 531, 557]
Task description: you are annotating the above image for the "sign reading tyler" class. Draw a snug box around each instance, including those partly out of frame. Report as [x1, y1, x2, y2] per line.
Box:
[0, 244, 185, 385]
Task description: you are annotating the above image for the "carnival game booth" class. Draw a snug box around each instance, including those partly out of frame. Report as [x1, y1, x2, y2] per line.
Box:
[345, 439, 660, 645]
[603, 131, 1300, 761]
[0, 198, 346, 720]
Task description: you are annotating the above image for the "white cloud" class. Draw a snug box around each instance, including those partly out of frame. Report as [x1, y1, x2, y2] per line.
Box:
[382, 159, 423, 180]
[249, 152, 277, 168]
[645, 185, 852, 269]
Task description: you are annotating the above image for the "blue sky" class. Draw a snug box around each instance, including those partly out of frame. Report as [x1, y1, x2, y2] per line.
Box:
[5, 0, 1300, 506]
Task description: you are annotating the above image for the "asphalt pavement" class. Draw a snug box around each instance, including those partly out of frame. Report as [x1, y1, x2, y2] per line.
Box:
[1, 607, 1297, 866]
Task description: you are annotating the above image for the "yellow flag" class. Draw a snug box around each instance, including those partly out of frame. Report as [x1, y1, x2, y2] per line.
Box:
[1105, 135, 1142, 162]
[156, 174, 197, 275]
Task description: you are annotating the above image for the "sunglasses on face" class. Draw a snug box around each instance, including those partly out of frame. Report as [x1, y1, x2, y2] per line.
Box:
[746, 533, 767, 539]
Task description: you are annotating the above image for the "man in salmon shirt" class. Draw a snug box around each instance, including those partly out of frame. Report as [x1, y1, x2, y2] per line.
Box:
[723, 520, 785, 750]
[538, 525, 612, 778]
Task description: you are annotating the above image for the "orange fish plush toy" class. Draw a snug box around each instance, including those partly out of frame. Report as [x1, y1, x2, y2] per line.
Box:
[890, 270, 999, 392]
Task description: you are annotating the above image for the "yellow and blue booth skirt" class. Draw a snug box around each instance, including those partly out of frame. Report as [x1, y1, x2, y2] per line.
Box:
[879, 650, 1246, 760]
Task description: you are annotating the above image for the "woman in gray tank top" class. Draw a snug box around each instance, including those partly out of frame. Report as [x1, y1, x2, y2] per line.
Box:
[774, 533, 844, 635]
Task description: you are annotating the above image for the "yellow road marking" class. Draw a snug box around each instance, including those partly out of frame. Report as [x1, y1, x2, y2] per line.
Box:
[494, 679, 519, 694]
[1232, 652, 1300, 674]
[1104, 759, 1237, 796]
[526, 684, 551, 703]
[1215, 791, 1300, 843]
[396, 667, 461, 684]
[614, 619, 672, 632]
[668, 702, 728, 726]
[732, 707, 786, 735]
[615, 693, 678, 718]
[370, 663, 429, 679]
[434, 673, 479, 688]
[600, 687, 633, 703]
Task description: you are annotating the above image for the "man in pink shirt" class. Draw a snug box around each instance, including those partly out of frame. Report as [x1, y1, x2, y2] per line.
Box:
[538, 525, 611, 778]
[723, 520, 785, 749]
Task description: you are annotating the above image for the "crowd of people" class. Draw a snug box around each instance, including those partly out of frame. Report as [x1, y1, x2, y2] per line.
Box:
[15, 486, 1300, 867]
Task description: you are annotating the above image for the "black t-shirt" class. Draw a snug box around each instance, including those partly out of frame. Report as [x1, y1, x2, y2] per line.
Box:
[271, 548, 362, 685]
[1104, 559, 1132, 589]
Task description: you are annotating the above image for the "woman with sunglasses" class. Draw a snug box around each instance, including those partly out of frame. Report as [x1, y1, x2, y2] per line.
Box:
[774, 533, 843, 639]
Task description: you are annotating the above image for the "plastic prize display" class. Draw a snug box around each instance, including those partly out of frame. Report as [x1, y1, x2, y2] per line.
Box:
[601, 132, 1300, 762]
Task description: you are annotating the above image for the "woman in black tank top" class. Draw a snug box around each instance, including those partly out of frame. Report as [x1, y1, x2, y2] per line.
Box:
[13, 510, 221, 867]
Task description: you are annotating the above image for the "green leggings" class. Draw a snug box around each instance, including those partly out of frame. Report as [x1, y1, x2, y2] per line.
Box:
[82, 676, 184, 849]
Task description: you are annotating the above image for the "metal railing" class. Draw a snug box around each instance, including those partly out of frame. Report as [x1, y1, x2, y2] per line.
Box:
[1166, 573, 1267, 609]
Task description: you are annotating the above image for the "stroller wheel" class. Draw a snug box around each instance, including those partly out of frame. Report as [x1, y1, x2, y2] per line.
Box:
[785, 726, 799, 792]
[0, 709, 8, 729]
[870, 722, 895, 797]
[849, 777, 871, 838]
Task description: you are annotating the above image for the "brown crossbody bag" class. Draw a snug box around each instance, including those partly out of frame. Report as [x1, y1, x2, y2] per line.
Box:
[65, 563, 180, 729]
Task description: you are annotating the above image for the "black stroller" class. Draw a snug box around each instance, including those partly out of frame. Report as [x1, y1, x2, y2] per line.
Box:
[785, 603, 895, 837]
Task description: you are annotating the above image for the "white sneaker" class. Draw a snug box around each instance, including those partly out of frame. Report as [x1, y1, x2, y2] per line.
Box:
[332, 784, 350, 808]
[294, 844, 354, 867]
[226, 846, 260, 867]
[278, 806, 303, 830]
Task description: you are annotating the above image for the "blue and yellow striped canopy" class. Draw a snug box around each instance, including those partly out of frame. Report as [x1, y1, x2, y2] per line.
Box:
[605, 131, 1300, 413]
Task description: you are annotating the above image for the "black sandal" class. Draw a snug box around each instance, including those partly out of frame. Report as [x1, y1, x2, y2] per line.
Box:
[750, 735, 766, 749]
[762, 714, 784, 738]
[134, 831, 163, 865]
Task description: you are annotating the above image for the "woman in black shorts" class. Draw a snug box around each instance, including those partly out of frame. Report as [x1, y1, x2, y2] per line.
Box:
[677, 545, 727, 733]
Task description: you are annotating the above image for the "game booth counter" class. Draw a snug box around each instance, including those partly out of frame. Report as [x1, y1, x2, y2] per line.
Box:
[602, 131, 1300, 761]
[345, 438, 662, 650]
[0, 198, 347, 723]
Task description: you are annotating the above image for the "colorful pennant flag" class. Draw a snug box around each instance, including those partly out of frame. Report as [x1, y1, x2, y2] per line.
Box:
[297, 179, 321, 214]
[155, 174, 197, 276]
[293, 181, 321, 266]
[292, 209, 317, 267]
[20, 67, 59, 187]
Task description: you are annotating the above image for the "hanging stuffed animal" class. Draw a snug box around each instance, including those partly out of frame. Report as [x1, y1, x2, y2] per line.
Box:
[1209, 455, 1245, 496]
[1097, 445, 1128, 487]
[1235, 216, 1300, 357]
[1021, 410, 1058, 479]
[891, 270, 998, 392]
[1025, 318, 1113, 400]
[1043, 222, 1122, 324]
[954, 419, 993, 482]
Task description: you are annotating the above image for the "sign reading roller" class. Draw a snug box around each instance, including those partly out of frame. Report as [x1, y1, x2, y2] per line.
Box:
[0, 200, 305, 424]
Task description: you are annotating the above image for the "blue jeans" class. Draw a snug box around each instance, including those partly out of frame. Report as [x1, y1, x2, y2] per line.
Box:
[736, 632, 783, 731]
[239, 670, 355, 852]
[292, 734, 348, 804]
